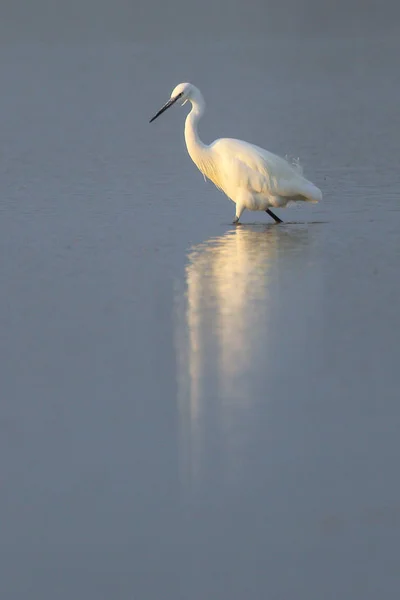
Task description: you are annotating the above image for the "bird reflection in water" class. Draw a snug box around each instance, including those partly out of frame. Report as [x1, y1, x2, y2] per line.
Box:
[175, 224, 312, 488]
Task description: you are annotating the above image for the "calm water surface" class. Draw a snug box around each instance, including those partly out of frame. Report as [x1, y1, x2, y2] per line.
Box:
[0, 31, 399, 599]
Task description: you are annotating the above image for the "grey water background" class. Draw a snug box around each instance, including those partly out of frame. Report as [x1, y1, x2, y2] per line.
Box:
[1, 1, 400, 598]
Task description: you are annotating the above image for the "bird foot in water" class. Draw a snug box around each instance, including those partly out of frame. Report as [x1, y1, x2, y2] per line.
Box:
[265, 208, 283, 224]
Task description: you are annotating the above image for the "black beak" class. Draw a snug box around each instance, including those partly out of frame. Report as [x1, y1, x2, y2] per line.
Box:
[149, 93, 183, 123]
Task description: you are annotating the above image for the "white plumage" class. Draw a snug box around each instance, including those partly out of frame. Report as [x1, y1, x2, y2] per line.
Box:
[150, 82, 322, 224]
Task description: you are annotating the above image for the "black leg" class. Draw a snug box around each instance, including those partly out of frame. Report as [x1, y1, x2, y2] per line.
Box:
[266, 208, 283, 223]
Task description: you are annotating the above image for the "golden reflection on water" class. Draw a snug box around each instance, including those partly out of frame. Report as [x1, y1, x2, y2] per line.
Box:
[175, 224, 312, 486]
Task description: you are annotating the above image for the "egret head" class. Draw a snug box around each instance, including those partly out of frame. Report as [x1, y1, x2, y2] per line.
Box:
[149, 82, 199, 123]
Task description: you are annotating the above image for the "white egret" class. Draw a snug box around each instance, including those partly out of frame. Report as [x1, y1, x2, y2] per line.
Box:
[150, 83, 322, 224]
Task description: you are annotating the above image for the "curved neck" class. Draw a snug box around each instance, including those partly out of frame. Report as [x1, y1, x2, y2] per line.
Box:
[184, 96, 207, 164]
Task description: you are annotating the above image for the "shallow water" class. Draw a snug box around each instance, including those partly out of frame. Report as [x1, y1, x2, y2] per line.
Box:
[0, 19, 400, 600]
